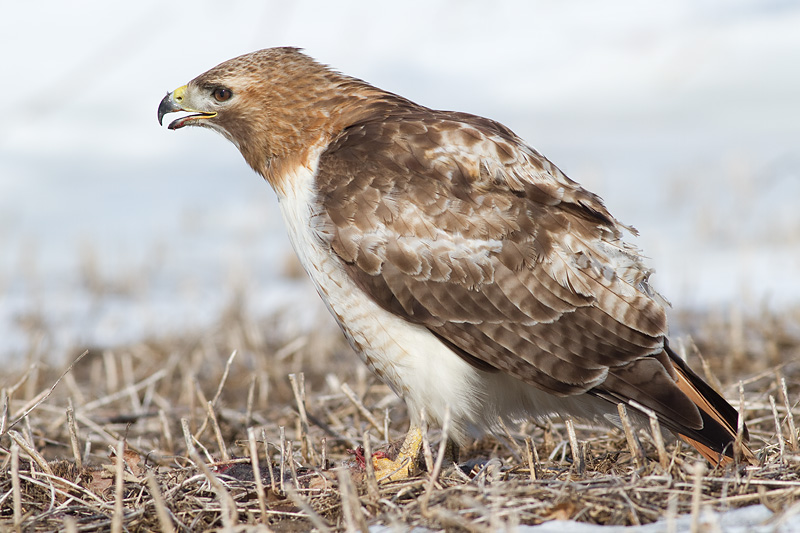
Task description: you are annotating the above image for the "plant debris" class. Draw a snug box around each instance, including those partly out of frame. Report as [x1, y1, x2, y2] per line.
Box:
[1, 303, 799, 531]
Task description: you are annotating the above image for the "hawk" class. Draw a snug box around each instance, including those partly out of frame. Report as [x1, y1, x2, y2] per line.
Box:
[158, 47, 755, 476]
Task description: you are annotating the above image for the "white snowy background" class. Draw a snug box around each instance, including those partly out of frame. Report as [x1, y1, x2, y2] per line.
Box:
[2, 0, 799, 364]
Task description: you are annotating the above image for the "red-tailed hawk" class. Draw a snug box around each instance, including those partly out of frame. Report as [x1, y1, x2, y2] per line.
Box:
[158, 47, 755, 476]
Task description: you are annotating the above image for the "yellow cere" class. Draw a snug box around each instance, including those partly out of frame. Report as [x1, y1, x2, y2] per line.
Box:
[172, 84, 187, 103]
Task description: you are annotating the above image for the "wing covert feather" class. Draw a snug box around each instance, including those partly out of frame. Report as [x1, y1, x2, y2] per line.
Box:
[314, 110, 668, 396]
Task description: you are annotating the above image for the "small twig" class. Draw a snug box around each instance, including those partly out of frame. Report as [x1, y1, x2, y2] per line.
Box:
[337, 467, 357, 533]
[2, 350, 88, 437]
[146, 472, 175, 533]
[691, 339, 723, 393]
[289, 372, 316, 464]
[340, 383, 383, 434]
[630, 399, 669, 470]
[180, 418, 198, 465]
[120, 352, 140, 414]
[72, 368, 168, 414]
[280, 426, 287, 494]
[141, 380, 156, 415]
[6, 363, 40, 399]
[63, 371, 84, 406]
[770, 395, 785, 463]
[666, 493, 678, 533]
[193, 436, 215, 466]
[112, 440, 125, 533]
[735, 381, 746, 464]
[617, 403, 644, 469]
[23, 417, 36, 462]
[247, 428, 268, 524]
[263, 429, 278, 494]
[525, 437, 539, 481]
[103, 351, 119, 395]
[159, 409, 174, 454]
[274, 336, 308, 361]
[73, 411, 123, 449]
[336, 468, 367, 533]
[186, 374, 198, 433]
[211, 350, 237, 407]
[649, 419, 670, 471]
[543, 421, 555, 455]
[690, 461, 706, 533]
[565, 418, 584, 476]
[779, 376, 798, 451]
[11, 442, 21, 528]
[8, 430, 54, 476]
[0, 388, 8, 436]
[285, 485, 333, 532]
[245, 375, 257, 427]
[66, 401, 82, 470]
[497, 416, 523, 461]
[362, 431, 379, 501]
[189, 356, 231, 440]
[190, 447, 238, 529]
[287, 440, 300, 490]
[205, 401, 229, 462]
[422, 405, 450, 512]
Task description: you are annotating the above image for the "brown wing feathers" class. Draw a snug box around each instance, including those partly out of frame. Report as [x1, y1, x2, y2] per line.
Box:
[317, 104, 754, 465]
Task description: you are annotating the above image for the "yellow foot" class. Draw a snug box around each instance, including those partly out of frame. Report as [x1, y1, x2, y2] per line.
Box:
[371, 426, 424, 482]
[372, 452, 414, 482]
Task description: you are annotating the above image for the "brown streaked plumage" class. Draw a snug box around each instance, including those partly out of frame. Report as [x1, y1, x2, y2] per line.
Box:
[158, 47, 756, 471]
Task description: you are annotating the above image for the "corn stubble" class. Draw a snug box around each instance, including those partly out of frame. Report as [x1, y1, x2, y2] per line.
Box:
[1, 304, 799, 531]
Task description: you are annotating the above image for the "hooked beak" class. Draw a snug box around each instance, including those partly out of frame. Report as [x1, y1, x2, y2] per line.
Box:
[157, 85, 217, 130]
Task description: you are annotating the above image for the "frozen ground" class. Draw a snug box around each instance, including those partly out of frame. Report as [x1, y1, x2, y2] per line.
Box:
[1, 0, 799, 363]
[372, 504, 800, 532]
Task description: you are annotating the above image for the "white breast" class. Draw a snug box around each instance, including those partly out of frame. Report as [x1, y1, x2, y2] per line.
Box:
[274, 162, 615, 442]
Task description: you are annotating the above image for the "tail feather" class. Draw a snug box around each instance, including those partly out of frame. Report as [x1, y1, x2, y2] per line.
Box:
[667, 343, 757, 466]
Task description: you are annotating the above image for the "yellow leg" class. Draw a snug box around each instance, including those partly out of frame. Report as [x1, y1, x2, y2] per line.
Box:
[372, 426, 423, 482]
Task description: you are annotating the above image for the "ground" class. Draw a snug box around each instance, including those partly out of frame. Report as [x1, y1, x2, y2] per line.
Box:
[0, 301, 799, 531]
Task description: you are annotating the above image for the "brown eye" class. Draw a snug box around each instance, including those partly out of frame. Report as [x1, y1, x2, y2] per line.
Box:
[213, 88, 232, 102]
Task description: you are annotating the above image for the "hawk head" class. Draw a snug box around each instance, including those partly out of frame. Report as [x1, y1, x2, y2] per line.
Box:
[157, 47, 366, 181]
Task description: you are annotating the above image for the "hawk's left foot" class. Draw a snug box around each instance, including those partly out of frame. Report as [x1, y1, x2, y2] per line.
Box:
[350, 427, 461, 482]
[374, 426, 424, 482]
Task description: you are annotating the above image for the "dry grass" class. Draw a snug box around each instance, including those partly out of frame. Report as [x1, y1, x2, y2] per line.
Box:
[1, 301, 799, 531]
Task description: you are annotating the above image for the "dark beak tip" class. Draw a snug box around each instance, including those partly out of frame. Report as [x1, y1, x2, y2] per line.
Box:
[157, 91, 177, 126]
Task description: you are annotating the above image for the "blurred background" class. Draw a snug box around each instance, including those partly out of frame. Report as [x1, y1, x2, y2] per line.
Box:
[2, 0, 799, 363]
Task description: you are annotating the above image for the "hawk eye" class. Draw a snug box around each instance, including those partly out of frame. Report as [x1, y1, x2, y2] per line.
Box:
[213, 87, 232, 102]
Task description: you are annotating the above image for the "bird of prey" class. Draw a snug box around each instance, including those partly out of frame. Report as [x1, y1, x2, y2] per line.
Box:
[158, 47, 755, 478]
